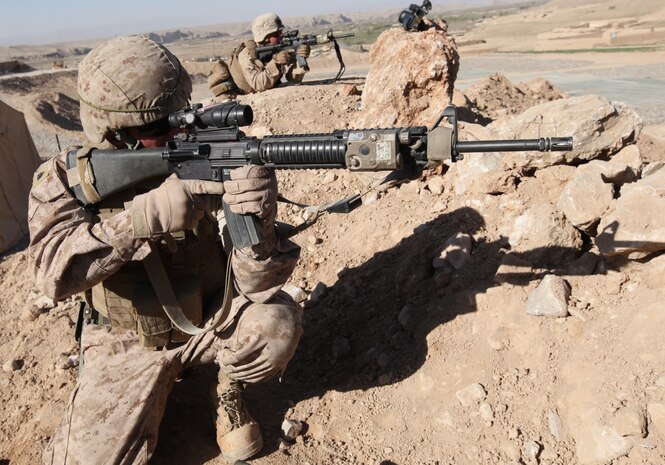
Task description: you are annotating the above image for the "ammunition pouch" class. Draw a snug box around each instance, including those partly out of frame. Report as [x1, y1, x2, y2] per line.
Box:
[89, 193, 228, 348]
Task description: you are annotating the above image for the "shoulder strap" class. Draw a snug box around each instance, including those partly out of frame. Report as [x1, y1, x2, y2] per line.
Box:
[65, 146, 103, 204]
[143, 242, 233, 336]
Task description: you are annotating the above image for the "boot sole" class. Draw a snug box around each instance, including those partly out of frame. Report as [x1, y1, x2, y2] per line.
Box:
[221, 434, 264, 462]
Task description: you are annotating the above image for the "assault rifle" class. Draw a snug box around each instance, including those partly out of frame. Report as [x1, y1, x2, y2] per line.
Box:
[399, 0, 433, 31]
[256, 29, 355, 81]
[66, 101, 573, 249]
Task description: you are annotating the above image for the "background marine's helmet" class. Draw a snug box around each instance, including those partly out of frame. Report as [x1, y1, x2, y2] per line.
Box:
[251, 13, 284, 44]
[78, 35, 192, 144]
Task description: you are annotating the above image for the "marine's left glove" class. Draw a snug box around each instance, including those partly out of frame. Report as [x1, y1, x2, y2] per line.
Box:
[222, 165, 278, 257]
[223, 165, 278, 224]
[296, 44, 311, 59]
[131, 174, 225, 239]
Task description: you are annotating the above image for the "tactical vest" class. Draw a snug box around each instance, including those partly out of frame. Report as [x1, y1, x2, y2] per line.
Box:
[90, 184, 227, 348]
[228, 40, 263, 95]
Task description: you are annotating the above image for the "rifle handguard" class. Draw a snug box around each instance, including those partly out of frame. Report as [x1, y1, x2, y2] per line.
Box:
[426, 126, 454, 163]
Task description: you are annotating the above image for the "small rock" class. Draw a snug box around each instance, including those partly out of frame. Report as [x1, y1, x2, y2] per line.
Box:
[2, 359, 23, 373]
[427, 177, 445, 195]
[54, 354, 78, 371]
[378, 374, 391, 385]
[364, 191, 379, 205]
[508, 428, 520, 440]
[281, 418, 304, 441]
[34, 295, 55, 310]
[305, 282, 328, 307]
[435, 232, 473, 270]
[389, 331, 408, 349]
[342, 84, 362, 96]
[20, 305, 43, 322]
[479, 403, 494, 421]
[307, 235, 322, 246]
[487, 327, 509, 351]
[456, 383, 487, 407]
[566, 252, 599, 276]
[400, 180, 420, 195]
[548, 410, 564, 441]
[278, 437, 291, 451]
[331, 337, 351, 359]
[322, 172, 338, 184]
[523, 440, 541, 461]
[526, 275, 570, 318]
[647, 402, 665, 437]
[434, 269, 452, 288]
[397, 305, 415, 332]
[282, 283, 308, 303]
[611, 407, 646, 438]
[655, 376, 665, 388]
[377, 353, 390, 369]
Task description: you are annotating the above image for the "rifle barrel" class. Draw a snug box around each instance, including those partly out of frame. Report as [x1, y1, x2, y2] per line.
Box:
[457, 137, 573, 153]
[332, 33, 355, 39]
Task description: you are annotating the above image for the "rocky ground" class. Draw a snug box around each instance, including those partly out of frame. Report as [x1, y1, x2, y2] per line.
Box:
[2, 25, 665, 465]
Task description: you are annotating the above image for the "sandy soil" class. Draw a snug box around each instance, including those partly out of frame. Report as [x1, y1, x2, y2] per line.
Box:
[2, 2, 665, 464]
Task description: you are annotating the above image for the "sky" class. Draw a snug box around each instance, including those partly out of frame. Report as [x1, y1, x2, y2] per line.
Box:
[0, 0, 477, 46]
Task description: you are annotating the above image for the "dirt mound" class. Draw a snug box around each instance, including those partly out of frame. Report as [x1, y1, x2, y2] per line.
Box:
[32, 93, 81, 132]
[463, 73, 566, 122]
[0, 69, 77, 95]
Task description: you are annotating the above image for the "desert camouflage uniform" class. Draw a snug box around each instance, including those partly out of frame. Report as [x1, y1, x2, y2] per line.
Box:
[228, 40, 305, 95]
[29, 152, 303, 465]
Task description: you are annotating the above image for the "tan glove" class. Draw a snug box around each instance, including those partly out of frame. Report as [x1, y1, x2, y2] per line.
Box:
[273, 50, 294, 66]
[223, 165, 277, 223]
[296, 44, 311, 58]
[131, 174, 225, 239]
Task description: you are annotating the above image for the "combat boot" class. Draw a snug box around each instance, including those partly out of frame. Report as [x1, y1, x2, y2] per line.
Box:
[215, 372, 263, 462]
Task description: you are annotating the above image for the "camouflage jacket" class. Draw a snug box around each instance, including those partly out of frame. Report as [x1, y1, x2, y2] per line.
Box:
[28, 151, 300, 304]
[229, 41, 304, 94]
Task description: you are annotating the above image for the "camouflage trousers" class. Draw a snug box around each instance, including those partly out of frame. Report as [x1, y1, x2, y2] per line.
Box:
[43, 292, 302, 465]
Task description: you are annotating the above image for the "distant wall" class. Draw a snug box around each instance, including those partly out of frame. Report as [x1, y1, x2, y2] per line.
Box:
[606, 28, 665, 46]
[0, 61, 21, 74]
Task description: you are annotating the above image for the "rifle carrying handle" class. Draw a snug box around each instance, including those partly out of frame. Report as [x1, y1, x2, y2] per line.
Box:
[222, 169, 264, 249]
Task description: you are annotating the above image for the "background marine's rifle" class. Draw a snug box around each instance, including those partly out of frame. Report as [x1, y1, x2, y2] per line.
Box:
[67, 102, 573, 249]
[256, 29, 355, 81]
[399, 0, 433, 31]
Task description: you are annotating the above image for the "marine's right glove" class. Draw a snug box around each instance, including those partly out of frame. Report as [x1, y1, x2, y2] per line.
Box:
[273, 50, 294, 66]
[296, 44, 311, 58]
[131, 174, 225, 239]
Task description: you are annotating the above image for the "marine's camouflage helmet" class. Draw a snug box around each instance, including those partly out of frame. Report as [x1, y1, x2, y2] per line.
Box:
[78, 35, 192, 144]
[252, 13, 284, 43]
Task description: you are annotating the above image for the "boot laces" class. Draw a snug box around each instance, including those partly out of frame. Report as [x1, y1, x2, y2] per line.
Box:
[219, 382, 246, 428]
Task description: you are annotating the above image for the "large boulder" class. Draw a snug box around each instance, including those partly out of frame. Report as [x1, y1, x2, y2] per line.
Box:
[596, 167, 665, 256]
[354, 28, 459, 128]
[490, 95, 643, 171]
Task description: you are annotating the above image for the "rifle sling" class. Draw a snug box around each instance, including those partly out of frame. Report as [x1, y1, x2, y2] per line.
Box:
[276, 167, 419, 237]
[143, 242, 233, 336]
[67, 146, 103, 204]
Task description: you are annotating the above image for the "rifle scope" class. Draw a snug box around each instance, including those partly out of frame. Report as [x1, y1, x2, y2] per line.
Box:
[168, 102, 253, 129]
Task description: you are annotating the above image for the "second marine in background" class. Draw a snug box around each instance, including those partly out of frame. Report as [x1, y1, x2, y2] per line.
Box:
[208, 13, 310, 98]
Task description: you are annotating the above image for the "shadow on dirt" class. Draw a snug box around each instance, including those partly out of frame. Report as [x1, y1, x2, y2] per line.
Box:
[151, 209, 655, 463]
